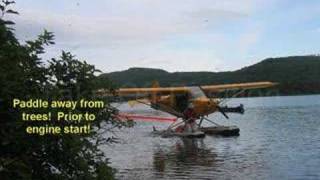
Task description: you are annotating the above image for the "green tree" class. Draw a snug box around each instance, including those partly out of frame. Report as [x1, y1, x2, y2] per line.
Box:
[0, 1, 128, 179]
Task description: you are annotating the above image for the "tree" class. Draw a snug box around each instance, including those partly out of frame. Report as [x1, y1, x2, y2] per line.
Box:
[0, 1, 128, 179]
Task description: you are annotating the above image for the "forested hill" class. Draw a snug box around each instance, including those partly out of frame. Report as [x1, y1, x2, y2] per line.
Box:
[101, 56, 320, 95]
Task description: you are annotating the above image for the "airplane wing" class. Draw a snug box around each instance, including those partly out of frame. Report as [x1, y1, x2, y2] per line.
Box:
[201, 81, 278, 93]
[98, 81, 277, 97]
[114, 87, 189, 96]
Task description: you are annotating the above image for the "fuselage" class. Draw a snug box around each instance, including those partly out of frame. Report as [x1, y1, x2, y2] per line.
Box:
[151, 95, 219, 117]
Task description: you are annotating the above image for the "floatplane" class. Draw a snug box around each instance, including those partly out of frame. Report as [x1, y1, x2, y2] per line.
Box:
[99, 81, 277, 138]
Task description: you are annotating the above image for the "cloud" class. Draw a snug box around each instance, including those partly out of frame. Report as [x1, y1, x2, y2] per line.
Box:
[10, 0, 278, 72]
[237, 25, 262, 53]
[13, 4, 249, 45]
[13, 0, 272, 43]
[132, 49, 223, 72]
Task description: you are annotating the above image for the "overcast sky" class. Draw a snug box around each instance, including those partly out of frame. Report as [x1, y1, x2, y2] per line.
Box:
[9, 0, 320, 72]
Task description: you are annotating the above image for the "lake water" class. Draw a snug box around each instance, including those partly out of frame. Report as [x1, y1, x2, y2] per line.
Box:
[103, 95, 320, 180]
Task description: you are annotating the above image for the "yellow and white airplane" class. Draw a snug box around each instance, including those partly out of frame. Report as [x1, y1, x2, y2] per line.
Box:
[99, 81, 277, 137]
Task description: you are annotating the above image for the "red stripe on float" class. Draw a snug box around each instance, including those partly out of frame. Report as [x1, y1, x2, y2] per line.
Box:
[116, 113, 177, 122]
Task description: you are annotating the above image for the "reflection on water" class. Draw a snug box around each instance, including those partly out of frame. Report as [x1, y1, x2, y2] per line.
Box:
[104, 95, 320, 179]
[153, 139, 216, 175]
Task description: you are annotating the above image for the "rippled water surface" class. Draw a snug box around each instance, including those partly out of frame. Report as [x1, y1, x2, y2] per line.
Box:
[103, 95, 320, 180]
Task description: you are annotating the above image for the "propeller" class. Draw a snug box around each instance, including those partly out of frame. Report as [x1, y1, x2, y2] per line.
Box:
[217, 104, 245, 118]
[196, 86, 230, 119]
[217, 106, 229, 119]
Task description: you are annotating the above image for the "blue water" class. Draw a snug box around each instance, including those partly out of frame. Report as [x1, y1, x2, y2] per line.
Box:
[103, 95, 320, 180]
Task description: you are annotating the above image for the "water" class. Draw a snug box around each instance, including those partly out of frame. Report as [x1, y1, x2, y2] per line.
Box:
[103, 95, 320, 180]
